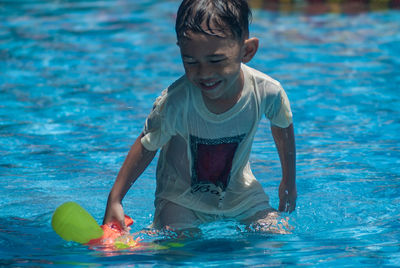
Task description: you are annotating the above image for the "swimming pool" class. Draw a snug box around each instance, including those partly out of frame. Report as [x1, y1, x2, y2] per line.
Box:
[1, 0, 399, 266]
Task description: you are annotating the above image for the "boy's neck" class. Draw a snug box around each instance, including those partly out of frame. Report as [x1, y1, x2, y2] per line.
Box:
[201, 70, 244, 115]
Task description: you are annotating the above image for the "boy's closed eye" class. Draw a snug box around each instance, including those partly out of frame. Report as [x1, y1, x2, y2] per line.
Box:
[182, 56, 197, 65]
[183, 56, 227, 65]
[184, 60, 198, 65]
[209, 57, 226, 63]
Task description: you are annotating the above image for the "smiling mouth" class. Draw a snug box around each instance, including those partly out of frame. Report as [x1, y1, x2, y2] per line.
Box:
[199, 80, 221, 91]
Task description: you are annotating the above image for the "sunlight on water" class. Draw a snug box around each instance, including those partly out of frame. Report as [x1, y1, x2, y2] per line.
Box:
[1, 0, 399, 266]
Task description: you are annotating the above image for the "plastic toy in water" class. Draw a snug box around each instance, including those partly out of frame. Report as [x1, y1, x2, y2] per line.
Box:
[51, 202, 140, 250]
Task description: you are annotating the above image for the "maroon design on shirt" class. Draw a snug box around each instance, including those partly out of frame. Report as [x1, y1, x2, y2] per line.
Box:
[190, 134, 245, 191]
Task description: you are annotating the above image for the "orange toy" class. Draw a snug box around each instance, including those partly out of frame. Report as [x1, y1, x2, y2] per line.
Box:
[87, 215, 140, 250]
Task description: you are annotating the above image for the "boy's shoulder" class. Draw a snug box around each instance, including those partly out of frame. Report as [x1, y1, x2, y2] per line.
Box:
[154, 75, 190, 111]
[168, 75, 189, 90]
[243, 64, 283, 90]
[165, 75, 191, 99]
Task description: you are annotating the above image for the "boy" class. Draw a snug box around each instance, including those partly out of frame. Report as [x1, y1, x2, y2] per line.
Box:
[103, 0, 296, 233]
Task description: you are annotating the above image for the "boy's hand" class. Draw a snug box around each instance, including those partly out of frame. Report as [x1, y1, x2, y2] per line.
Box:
[103, 200, 129, 233]
[278, 182, 297, 213]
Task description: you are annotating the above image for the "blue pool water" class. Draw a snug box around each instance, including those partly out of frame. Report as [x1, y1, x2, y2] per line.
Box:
[1, 0, 400, 266]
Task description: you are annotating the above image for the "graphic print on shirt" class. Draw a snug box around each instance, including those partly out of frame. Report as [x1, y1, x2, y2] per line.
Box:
[189, 134, 246, 196]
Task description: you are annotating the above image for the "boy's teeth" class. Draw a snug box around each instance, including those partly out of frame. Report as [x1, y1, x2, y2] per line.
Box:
[204, 82, 217, 86]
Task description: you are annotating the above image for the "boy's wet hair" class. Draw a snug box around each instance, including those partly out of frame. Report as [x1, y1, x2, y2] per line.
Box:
[175, 0, 252, 41]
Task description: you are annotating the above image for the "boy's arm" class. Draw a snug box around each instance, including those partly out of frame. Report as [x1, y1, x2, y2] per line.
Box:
[103, 132, 157, 229]
[271, 123, 297, 213]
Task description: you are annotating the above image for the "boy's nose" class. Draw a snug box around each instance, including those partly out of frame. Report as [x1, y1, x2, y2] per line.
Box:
[196, 63, 213, 79]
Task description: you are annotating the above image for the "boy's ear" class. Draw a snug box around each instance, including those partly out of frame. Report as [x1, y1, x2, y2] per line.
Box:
[241, 37, 259, 63]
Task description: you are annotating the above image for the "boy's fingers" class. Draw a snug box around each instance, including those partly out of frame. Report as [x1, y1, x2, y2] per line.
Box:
[278, 197, 296, 213]
[287, 200, 296, 213]
[288, 198, 296, 212]
[120, 222, 128, 233]
[278, 198, 288, 212]
[116, 215, 128, 231]
[123, 225, 131, 234]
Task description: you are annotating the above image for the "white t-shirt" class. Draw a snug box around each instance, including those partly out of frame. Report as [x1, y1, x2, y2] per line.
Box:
[141, 64, 292, 216]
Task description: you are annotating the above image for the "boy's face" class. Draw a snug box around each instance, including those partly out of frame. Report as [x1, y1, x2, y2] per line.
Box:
[178, 31, 245, 102]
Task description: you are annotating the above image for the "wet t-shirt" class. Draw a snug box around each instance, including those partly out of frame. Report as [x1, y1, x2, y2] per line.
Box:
[141, 64, 292, 215]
